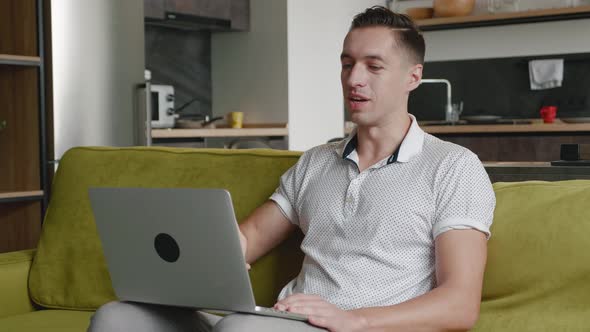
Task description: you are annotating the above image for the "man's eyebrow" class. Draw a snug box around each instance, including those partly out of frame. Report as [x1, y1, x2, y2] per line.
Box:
[365, 55, 385, 62]
[340, 53, 385, 62]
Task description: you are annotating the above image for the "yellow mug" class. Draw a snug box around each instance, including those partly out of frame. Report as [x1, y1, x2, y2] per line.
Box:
[229, 112, 244, 128]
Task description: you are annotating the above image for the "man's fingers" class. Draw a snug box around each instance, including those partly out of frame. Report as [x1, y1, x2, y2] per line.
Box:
[275, 294, 324, 307]
[287, 305, 333, 317]
[275, 299, 327, 312]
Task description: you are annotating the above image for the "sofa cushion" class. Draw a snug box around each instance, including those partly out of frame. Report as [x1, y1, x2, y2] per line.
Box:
[0, 250, 36, 318]
[474, 180, 590, 331]
[29, 147, 304, 310]
[0, 310, 93, 332]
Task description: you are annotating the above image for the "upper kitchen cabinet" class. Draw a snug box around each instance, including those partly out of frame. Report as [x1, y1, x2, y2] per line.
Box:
[165, 0, 231, 20]
[145, 0, 250, 31]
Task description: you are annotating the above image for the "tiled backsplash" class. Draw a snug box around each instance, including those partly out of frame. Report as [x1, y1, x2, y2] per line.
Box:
[409, 52, 590, 121]
[145, 26, 212, 119]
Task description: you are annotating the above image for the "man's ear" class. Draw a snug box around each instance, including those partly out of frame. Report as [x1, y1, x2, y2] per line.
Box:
[407, 64, 423, 92]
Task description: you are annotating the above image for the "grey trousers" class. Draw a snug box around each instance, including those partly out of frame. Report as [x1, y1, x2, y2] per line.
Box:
[87, 301, 326, 332]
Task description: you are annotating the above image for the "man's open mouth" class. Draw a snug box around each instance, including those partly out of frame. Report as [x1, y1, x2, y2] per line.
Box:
[348, 94, 370, 109]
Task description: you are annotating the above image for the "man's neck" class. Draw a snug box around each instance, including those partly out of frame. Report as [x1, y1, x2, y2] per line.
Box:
[355, 112, 412, 172]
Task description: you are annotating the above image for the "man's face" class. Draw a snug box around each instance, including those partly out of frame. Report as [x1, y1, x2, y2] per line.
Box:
[341, 26, 422, 126]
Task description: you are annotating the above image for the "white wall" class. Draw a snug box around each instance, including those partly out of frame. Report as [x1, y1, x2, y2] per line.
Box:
[211, 0, 288, 125]
[286, 0, 380, 151]
[212, 0, 381, 151]
[396, 0, 590, 61]
[424, 19, 590, 61]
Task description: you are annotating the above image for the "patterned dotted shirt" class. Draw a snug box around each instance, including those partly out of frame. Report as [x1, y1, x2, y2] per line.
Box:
[270, 114, 496, 310]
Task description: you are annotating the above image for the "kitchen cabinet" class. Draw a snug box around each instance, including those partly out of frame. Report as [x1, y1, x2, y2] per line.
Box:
[145, 0, 249, 31]
[484, 163, 590, 182]
[0, 0, 50, 253]
[437, 133, 590, 162]
[165, 0, 231, 20]
[416, 5, 590, 31]
[415, 119, 590, 161]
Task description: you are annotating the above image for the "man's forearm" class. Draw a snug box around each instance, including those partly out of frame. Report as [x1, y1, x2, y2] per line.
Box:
[353, 285, 480, 332]
[239, 200, 296, 264]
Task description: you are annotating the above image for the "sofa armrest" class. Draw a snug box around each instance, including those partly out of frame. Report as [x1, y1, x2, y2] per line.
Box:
[0, 249, 36, 318]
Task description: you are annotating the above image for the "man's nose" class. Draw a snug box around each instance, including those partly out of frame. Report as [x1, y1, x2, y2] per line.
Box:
[346, 65, 367, 88]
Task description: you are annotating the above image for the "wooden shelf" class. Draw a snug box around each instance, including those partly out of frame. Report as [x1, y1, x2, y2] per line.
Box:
[0, 54, 41, 66]
[152, 127, 289, 138]
[417, 5, 590, 31]
[0, 0, 47, 253]
[0, 65, 41, 195]
[0, 201, 42, 252]
[0, 190, 44, 202]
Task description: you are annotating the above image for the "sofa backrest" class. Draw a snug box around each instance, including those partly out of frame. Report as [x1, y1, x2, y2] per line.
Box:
[29, 146, 590, 329]
[475, 180, 590, 331]
[29, 147, 304, 310]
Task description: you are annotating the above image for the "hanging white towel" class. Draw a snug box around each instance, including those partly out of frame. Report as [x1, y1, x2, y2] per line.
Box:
[529, 59, 564, 90]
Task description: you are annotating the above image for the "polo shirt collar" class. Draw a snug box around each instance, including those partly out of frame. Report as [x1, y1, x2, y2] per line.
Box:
[338, 114, 425, 164]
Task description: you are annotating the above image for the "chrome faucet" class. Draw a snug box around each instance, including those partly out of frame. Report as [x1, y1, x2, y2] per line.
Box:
[419, 79, 458, 123]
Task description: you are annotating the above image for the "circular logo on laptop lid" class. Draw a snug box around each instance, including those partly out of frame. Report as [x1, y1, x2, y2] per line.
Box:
[154, 233, 180, 263]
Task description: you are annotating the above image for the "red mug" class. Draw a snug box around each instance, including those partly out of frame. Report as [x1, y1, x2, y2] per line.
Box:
[540, 106, 557, 123]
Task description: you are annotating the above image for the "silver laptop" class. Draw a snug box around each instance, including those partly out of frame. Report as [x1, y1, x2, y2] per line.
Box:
[89, 187, 306, 321]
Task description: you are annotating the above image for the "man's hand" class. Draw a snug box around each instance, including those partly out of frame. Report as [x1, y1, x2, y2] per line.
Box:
[238, 229, 251, 270]
[274, 294, 368, 332]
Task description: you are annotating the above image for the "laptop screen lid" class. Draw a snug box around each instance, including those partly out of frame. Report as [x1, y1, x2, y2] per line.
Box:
[89, 187, 257, 312]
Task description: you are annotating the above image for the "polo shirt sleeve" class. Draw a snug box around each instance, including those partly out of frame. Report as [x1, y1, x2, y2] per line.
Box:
[269, 154, 308, 226]
[433, 150, 496, 240]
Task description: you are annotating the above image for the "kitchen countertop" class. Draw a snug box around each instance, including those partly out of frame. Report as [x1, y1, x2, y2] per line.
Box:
[344, 119, 590, 135]
[153, 119, 590, 138]
[419, 118, 590, 134]
[151, 126, 288, 138]
[483, 161, 552, 167]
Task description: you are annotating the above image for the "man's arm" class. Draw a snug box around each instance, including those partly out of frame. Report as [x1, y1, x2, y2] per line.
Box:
[354, 229, 487, 331]
[277, 229, 487, 332]
[238, 200, 298, 265]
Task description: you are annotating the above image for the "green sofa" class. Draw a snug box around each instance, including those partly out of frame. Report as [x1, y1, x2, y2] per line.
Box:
[0, 146, 589, 331]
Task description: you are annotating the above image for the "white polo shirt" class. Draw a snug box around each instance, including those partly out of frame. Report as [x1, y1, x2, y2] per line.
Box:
[270, 114, 496, 310]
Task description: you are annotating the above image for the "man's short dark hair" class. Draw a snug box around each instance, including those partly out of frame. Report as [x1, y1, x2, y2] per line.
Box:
[350, 6, 425, 65]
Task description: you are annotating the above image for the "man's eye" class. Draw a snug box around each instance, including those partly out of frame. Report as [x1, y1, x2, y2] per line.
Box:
[369, 65, 383, 71]
[341, 63, 353, 69]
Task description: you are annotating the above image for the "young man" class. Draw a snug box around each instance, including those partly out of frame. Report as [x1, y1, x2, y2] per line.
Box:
[89, 6, 495, 332]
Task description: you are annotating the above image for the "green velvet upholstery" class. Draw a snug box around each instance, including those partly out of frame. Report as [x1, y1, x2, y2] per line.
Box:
[474, 180, 590, 331]
[29, 147, 304, 310]
[0, 250, 36, 318]
[0, 310, 94, 332]
[1, 146, 589, 331]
